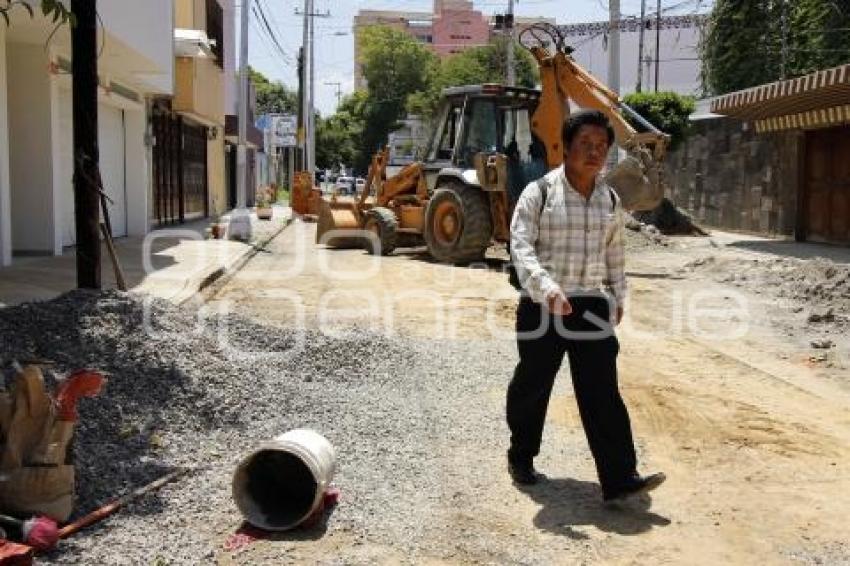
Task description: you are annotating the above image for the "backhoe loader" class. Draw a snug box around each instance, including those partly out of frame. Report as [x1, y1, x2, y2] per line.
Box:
[316, 23, 670, 263]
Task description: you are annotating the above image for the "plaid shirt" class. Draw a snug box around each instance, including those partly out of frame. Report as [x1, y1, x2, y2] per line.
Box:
[510, 165, 627, 308]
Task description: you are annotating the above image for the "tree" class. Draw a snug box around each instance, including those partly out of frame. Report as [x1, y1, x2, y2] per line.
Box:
[316, 91, 368, 172]
[250, 67, 297, 115]
[407, 39, 539, 120]
[357, 26, 439, 171]
[622, 91, 695, 151]
[701, 0, 850, 95]
[701, 0, 780, 94]
[71, 0, 100, 288]
[788, 0, 850, 76]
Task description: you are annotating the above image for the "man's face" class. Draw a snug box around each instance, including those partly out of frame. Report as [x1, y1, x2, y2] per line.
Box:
[563, 124, 611, 179]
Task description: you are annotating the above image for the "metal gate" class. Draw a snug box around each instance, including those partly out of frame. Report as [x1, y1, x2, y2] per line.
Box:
[803, 126, 850, 244]
[152, 106, 209, 224]
[182, 123, 208, 219]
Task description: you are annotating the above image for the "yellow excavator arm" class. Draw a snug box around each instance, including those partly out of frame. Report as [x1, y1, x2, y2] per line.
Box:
[523, 24, 669, 211]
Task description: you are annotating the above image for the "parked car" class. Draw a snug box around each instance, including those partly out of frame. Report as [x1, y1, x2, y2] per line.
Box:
[355, 178, 366, 193]
[334, 176, 355, 195]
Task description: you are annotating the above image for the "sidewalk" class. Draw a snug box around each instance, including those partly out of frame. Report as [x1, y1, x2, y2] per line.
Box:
[0, 205, 293, 307]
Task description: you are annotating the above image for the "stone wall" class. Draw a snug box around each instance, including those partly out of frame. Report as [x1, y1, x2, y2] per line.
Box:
[666, 117, 802, 237]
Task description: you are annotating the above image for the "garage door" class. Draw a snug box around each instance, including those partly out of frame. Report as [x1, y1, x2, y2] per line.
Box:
[98, 105, 127, 238]
[804, 126, 850, 245]
[59, 94, 127, 246]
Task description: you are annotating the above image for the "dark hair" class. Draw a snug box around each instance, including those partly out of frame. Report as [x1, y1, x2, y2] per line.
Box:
[561, 110, 615, 149]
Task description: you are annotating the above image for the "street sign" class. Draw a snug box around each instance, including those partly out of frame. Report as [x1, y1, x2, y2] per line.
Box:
[270, 115, 297, 148]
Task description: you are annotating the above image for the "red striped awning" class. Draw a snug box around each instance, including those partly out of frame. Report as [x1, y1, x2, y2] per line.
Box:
[711, 64, 850, 132]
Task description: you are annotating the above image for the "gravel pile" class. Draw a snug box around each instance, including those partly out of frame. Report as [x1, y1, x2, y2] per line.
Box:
[0, 290, 571, 564]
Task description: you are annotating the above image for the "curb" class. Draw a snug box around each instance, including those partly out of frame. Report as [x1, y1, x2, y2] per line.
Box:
[180, 213, 296, 305]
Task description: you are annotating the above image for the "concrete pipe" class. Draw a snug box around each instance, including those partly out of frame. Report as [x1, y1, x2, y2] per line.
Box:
[232, 429, 336, 531]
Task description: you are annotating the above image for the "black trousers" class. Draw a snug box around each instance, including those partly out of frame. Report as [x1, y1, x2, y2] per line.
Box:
[506, 294, 638, 494]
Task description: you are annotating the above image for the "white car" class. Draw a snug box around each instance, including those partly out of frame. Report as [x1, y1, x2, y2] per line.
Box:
[334, 176, 356, 195]
[355, 178, 366, 193]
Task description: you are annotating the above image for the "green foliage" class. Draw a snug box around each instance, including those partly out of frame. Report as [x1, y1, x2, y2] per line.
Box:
[316, 91, 369, 172]
[408, 39, 539, 119]
[356, 26, 440, 171]
[701, 0, 850, 95]
[1, 0, 74, 27]
[622, 91, 695, 151]
[250, 67, 298, 115]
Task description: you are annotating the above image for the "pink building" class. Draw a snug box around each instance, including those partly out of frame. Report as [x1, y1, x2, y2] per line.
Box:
[431, 1, 490, 57]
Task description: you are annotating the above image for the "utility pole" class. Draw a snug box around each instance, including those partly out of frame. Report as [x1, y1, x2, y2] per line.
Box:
[637, 0, 646, 92]
[309, 0, 315, 175]
[236, 0, 250, 208]
[655, 0, 661, 92]
[608, 0, 620, 169]
[325, 81, 343, 108]
[296, 1, 330, 174]
[506, 0, 515, 87]
[71, 0, 100, 288]
[297, 47, 304, 171]
[608, 0, 620, 95]
[300, 0, 310, 173]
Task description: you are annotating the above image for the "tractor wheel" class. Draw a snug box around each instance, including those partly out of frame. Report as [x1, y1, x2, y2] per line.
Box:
[363, 207, 398, 256]
[424, 182, 493, 264]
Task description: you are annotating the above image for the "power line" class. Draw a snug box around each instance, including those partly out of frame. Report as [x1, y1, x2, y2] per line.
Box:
[253, 0, 293, 64]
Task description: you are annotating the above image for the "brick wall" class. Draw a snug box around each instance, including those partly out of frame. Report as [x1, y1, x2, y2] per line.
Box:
[666, 117, 802, 237]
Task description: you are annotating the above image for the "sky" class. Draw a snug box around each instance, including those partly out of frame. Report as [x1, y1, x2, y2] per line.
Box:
[242, 0, 701, 117]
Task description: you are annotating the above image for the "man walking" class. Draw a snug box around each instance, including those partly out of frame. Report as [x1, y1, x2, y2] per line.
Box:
[507, 110, 665, 502]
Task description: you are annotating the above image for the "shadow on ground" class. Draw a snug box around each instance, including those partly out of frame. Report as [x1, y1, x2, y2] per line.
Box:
[519, 477, 671, 540]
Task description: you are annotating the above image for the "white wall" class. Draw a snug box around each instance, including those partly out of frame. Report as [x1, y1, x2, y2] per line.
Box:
[565, 24, 704, 97]
[98, 0, 175, 95]
[125, 108, 149, 237]
[7, 43, 54, 254]
[0, 26, 11, 266]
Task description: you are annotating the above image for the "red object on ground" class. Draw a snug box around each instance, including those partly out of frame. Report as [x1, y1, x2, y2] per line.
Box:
[0, 540, 33, 565]
[224, 487, 341, 551]
[223, 523, 269, 552]
[22, 517, 58, 552]
[54, 369, 105, 421]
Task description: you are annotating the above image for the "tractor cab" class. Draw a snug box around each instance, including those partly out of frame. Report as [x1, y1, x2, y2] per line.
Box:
[422, 84, 547, 202]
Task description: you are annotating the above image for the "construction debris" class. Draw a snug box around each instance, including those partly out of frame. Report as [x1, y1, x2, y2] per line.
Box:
[632, 197, 708, 236]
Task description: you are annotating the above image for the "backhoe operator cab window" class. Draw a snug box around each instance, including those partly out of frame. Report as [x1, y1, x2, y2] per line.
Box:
[429, 102, 464, 162]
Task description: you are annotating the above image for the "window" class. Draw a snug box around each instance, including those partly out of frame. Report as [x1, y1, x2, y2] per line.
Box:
[206, 0, 224, 68]
[458, 99, 497, 166]
[428, 103, 463, 161]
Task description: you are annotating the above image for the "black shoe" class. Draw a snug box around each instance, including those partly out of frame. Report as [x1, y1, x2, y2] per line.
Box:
[603, 472, 666, 502]
[507, 457, 543, 485]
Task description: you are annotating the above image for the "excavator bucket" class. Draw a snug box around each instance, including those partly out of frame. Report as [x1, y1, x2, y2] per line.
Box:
[316, 196, 363, 248]
[605, 146, 666, 212]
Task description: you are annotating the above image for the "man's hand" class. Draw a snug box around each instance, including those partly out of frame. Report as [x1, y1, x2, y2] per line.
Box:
[545, 288, 572, 316]
[615, 306, 624, 326]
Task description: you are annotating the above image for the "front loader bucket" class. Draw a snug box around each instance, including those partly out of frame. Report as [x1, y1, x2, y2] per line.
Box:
[316, 196, 364, 248]
[605, 147, 666, 212]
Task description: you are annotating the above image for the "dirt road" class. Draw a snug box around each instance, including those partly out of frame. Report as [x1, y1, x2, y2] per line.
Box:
[206, 220, 850, 564]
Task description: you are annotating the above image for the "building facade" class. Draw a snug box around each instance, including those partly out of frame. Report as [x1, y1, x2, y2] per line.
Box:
[0, 1, 174, 266]
[668, 64, 850, 245]
[152, 0, 227, 225]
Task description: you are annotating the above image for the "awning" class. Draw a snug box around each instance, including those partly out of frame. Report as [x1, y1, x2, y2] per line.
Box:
[710, 64, 850, 133]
